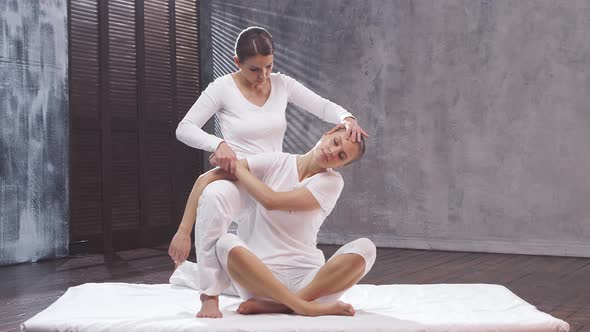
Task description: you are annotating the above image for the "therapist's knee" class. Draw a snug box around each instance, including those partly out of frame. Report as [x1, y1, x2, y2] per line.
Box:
[200, 180, 235, 209]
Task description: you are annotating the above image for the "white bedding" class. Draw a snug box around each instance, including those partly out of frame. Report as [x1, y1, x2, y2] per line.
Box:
[22, 282, 569, 331]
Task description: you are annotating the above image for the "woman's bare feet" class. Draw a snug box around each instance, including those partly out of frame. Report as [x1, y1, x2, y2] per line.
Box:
[237, 298, 292, 315]
[299, 301, 355, 317]
[196, 294, 223, 318]
[237, 298, 354, 317]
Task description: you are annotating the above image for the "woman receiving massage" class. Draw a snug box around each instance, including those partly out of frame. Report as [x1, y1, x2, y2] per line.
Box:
[184, 128, 375, 317]
[169, 25, 370, 317]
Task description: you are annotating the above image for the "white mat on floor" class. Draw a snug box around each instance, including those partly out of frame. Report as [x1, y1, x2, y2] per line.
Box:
[22, 281, 569, 331]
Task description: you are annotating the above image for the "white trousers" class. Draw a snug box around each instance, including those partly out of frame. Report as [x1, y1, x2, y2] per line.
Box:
[215, 233, 377, 303]
[195, 179, 255, 296]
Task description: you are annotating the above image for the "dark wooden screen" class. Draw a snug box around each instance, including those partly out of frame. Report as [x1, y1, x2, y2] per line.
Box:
[68, 0, 202, 255]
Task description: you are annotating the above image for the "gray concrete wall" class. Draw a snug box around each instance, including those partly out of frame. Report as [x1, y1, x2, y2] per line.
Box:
[200, 0, 590, 257]
[0, 0, 69, 265]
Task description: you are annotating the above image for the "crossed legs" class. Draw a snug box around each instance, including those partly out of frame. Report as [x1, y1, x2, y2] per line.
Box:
[216, 234, 377, 316]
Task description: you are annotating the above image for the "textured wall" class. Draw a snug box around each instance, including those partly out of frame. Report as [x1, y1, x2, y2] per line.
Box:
[0, 0, 69, 265]
[201, 0, 590, 257]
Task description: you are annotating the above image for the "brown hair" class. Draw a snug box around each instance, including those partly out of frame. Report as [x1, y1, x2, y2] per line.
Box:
[235, 27, 275, 62]
[348, 134, 366, 165]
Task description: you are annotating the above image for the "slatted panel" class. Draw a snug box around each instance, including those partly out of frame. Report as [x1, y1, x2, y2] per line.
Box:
[175, 0, 200, 116]
[69, 0, 102, 237]
[174, 0, 202, 223]
[68, 0, 202, 252]
[143, 0, 174, 227]
[108, 0, 139, 231]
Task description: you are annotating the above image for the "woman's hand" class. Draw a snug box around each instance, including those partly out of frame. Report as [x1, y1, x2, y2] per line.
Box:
[326, 117, 369, 142]
[168, 230, 192, 267]
[210, 141, 238, 174]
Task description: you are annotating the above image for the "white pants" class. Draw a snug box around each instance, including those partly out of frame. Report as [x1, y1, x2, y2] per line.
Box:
[195, 180, 255, 296]
[215, 233, 377, 303]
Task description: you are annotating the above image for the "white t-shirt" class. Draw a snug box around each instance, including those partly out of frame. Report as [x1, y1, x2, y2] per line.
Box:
[245, 152, 344, 269]
[176, 73, 353, 158]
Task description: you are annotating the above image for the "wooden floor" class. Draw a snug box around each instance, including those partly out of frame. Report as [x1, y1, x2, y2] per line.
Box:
[1, 245, 589, 331]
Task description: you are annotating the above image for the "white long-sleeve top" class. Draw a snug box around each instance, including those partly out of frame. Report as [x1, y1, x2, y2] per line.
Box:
[176, 72, 354, 158]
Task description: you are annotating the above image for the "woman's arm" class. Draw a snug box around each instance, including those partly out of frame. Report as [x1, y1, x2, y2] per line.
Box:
[280, 73, 352, 124]
[176, 80, 225, 153]
[177, 79, 240, 173]
[233, 159, 320, 211]
[177, 168, 235, 234]
[279, 73, 368, 141]
[169, 168, 235, 265]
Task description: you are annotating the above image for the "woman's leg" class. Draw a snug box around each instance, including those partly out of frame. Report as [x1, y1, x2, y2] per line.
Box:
[216, 234, 355, 317]
[195, 180, 250, 318]
[237, 238, 377, 314]
[298, 238, 377, 301]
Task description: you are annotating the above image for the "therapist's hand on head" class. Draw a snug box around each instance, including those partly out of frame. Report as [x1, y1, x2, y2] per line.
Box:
[210, 141, 238, 174]
[326, 117, 369, 142]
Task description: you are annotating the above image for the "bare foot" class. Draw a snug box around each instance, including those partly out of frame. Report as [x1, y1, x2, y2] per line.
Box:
[300, 301, 355, 317]
[196, 294, 223, 318]
[237, 298, 292, 315]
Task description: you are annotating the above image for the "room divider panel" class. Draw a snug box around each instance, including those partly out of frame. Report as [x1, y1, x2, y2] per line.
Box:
[68, 0, 203, 256]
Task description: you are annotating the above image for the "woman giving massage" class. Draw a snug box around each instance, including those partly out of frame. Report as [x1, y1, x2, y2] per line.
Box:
[169, 26, 370, 318]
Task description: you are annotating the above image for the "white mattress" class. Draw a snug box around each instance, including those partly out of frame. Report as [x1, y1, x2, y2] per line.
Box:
[22, 281, 569, 332]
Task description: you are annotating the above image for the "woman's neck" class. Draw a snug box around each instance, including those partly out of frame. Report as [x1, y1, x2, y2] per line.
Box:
[296, 151, 325, 182]
[234, 71, 269, 92]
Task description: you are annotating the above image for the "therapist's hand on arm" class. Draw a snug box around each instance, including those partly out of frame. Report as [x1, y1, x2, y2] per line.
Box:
[210, 141, 238, 174]
[326, 117, 369, 142]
